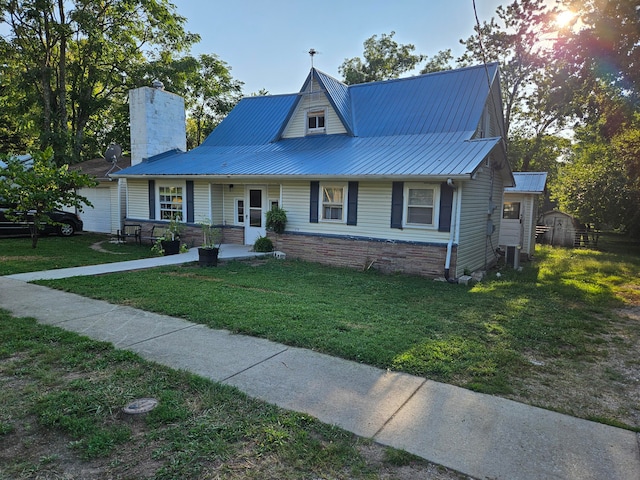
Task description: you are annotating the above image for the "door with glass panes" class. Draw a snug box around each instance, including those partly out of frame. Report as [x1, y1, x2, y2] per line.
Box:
[244, 186, 266, 245]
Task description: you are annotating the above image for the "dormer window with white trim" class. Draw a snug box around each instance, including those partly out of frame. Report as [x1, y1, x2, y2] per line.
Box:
[307, 108, 326, 134]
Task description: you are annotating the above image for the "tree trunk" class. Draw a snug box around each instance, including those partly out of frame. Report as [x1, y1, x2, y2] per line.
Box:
[56, 0, 68, 139]
[29, 224, 39, 249]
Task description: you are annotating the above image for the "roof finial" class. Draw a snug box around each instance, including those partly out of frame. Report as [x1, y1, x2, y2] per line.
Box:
[309, 48, 317, 69]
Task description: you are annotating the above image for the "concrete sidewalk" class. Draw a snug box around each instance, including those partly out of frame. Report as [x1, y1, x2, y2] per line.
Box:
[4, 244, 269, 281]
[1, 267, 639, 479]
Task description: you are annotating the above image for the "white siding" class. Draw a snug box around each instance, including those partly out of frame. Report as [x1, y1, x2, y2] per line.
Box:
[525, 196, 538, 256]
[223, 185, 244, 225]
[127, 179, 149, 219]
[268, 184, 281, 206]
[117, 179, 127, 232]
[212, 184, 224, 224]
[282, 79, 347, 138]
[520, 194, 537, 256]
[499, 192, 538, 257]
[193, 181, 211, 223]
[110, 185, 120, 234]
[456, 158, 504, 275]
[280, 181, 449, 244]
[472, 83, 504, 140]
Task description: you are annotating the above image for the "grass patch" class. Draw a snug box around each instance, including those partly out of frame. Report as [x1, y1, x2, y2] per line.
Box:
[35, 236, 640, 431]
[2, 232, 637, 433]
[1, 312, 423, 479]
[42, 244, 638, 394]
[0, 233, 153, 275]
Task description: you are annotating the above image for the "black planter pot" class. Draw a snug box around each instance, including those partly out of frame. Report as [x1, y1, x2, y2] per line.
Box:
[161, 239, 180, 255]
[198, 247, 219, 267]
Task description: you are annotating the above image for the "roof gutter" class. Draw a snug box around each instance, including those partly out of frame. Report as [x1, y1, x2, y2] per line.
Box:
[109, 173, 475, 182]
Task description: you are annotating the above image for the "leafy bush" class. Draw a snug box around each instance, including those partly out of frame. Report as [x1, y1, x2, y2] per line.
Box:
[266, 206, 287, 234]
[253, 236, 273, 252]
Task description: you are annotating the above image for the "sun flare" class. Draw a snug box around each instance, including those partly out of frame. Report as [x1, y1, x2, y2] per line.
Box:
[555, 9, 576, 28]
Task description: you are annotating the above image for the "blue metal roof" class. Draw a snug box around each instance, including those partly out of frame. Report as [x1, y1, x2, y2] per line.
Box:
[507, 172, 547, 193]
[115, 63, 505, 180]
[201, 93, 298, 146]
[314, 69, 354, 136]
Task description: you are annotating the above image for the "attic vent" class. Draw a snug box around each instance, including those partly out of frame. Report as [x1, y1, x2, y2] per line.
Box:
[152, 79, 164, 90]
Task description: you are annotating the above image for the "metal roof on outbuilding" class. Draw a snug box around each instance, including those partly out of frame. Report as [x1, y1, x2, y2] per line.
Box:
[507, 172, 547, 194]
[114, 63, 507, 181]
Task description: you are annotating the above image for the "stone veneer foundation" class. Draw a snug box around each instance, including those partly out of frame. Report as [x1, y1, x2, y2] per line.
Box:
[268, 232, 454, 278]
[132, 222, 454, 277]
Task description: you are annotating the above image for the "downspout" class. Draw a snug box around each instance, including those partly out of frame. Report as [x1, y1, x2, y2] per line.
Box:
[444, 178, 458, 283]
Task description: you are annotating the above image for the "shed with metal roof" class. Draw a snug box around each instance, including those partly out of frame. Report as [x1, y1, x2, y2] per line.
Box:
[499, 172, 548, 260]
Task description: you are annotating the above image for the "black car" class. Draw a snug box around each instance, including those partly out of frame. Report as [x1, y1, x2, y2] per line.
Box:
[0, 204, 83, 237]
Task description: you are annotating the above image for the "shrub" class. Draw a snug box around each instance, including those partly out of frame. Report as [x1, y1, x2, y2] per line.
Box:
[253, 236, 273, 252]
[265, 206, 287, 234]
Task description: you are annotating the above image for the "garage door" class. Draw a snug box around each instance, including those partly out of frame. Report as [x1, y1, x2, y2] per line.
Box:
[79, 187, 112, 233]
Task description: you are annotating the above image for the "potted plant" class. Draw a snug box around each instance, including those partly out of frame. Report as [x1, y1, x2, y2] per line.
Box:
[266, 205, 287, 234]
[160, 216, 184, 255]
[198, 218, 222, 266]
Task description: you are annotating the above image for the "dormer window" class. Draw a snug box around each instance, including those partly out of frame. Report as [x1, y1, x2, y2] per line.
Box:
[307, 109, 326, 134]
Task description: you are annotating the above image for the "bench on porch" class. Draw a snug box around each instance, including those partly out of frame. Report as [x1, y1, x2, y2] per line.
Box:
[141, 225, 169, 245]
[116, 224, 141, 245]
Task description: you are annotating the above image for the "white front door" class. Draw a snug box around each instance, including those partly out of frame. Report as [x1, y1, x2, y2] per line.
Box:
[244, 186, 266, 245]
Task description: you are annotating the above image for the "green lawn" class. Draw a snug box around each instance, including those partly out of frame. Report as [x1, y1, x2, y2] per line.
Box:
[0, 233, 154, 275]
[34, 235, 640, 430]
[1, 234, 639, 477]
[1, 313, 445, 479]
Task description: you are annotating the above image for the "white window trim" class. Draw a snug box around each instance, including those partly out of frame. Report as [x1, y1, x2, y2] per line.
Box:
[403, 182, 440, 229]
[157, 182, 186, 221]
[319, 182, 347, 223]
[234, 197, 245, 225]
[306, 107, 327, 135]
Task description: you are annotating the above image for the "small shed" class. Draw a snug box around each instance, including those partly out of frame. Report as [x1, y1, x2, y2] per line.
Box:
[537, 210, 583, 247]
[499, 172, 547, 259]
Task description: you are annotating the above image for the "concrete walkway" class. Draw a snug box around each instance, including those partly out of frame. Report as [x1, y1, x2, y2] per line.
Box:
[1, 255, 639, 480]
[4, 244, 269, 281]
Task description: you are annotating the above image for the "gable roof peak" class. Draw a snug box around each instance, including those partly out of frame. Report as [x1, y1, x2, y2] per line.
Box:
[290, 67, 354, 137]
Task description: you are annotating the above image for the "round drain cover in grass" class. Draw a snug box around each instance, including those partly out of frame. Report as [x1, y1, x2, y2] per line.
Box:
[123, 398, 158, 414]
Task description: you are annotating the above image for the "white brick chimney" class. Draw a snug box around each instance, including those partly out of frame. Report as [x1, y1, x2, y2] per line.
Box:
[129, 81, 186, 166]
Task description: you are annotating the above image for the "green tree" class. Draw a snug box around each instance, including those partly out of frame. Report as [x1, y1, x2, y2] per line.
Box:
[551, 133, 633, 232]
[0, 147, 98, 248]
[508, 132, 569, 189]
[339, 31, 425, 85]
[135, 52, 243, 148]
[550, 0, 640, 236]
[0, 0, 199, 163]
[420, 49, 453, 74]
[458, 0, 574, 142]
[557, 0, 640, 106]
[180, 54, 243, 148]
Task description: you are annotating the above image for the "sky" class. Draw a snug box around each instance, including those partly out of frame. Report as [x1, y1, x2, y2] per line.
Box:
[170, 0, 507, 96]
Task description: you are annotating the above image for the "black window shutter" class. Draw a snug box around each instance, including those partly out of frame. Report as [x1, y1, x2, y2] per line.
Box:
[347, 181, 358, 225]
[148, 180, 156, 220]
[438, 181, 454, 232]
[390, 181, 404, 229]
[186, 180, 194, 223]
[309, 181, 319, 223]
